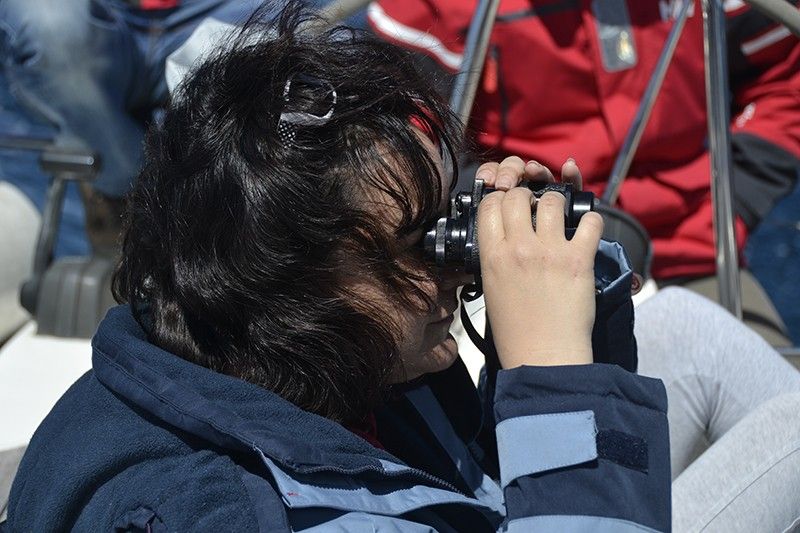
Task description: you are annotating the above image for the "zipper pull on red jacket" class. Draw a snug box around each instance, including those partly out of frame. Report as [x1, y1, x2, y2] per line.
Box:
[483, 51, 499, 94]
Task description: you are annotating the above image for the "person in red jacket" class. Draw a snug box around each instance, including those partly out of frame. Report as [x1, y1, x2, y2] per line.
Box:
[367, 0, 800, 345]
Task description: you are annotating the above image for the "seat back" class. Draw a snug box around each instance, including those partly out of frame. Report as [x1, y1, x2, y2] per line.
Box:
[596, 203, 653, 279]
[35, 256, 116, 338]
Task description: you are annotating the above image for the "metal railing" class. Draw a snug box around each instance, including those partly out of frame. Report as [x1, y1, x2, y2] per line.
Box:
[325, 0, 799, 339]
[446, 0, 799, 323]
[703, 0, 743, 319]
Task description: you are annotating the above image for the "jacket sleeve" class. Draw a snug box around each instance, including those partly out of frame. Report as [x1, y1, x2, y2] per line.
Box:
[726, 2, 800, 229]
[483, 244, 668, 531]
[493, 364, 670, 532]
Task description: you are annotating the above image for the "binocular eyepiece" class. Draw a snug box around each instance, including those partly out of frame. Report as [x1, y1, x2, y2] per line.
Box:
[423, 180, 595, 274]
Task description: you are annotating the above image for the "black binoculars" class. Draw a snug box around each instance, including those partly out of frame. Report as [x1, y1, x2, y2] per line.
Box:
[423, 180, 595, 274]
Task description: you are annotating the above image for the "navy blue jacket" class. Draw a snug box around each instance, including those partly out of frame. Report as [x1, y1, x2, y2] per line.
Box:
[4, 245, 670, 531]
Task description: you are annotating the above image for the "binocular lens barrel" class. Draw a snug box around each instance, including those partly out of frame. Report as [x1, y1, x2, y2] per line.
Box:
[423, 181, 595, 274]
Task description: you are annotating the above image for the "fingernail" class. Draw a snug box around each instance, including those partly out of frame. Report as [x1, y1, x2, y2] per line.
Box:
[526, 160, 541, 167]
[476, 169, 493, 181]
[566, 157, 576, 164]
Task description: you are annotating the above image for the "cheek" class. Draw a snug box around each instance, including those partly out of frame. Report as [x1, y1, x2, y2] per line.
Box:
[390, 334, 459, 383]
[393, 301, 432, 351]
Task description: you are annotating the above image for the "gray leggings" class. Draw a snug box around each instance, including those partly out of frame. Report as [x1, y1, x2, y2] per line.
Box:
[636, 288, 800, 532]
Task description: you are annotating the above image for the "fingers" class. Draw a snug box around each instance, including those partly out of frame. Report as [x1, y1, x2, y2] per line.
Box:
[476, 190, 506, 246]
[475, 162, 499, 185]
[494, 157, 526, 190]
[475, 157, 580, 193]
[501, 187, 535, 240]
[561, 158, 583, 191]
[477, 187, 537, 251]
[524, 160, 556, 185]
[476, 156, 526, 190]
[477, 158, 593, 249]
[534, 191, 566, 240]
[571, 211, 604, 254]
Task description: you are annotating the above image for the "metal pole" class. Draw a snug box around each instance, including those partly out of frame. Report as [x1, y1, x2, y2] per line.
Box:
[31, 177, 67, 278]
[449, 0, 502, 131]
[702, 0, 742, 319]
[602, 0, 693, 206]
[0, 135, 53, 152]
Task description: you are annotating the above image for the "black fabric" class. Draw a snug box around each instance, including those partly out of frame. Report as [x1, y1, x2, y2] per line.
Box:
[592, 294, 638, 372]
[494, 0, 580, 23]
[375, 395, 473, 495]
[427, 356, 501, 481]
[727, 1, 800, 78]
[591, 245, 638, 373]
[376, 357, 499, 497]
[731, 132, 800, 229]
[424, 357, 485, 446]
[596, 429, 649, 473]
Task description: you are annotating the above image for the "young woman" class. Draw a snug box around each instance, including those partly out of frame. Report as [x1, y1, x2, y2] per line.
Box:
[4, 4, 670, 531]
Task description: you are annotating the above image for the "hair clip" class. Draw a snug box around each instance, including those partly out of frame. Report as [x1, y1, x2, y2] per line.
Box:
[278, 73, 337, 146]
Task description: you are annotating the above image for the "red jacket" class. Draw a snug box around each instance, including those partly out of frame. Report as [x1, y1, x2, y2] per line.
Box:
[369, 0, 800, 279]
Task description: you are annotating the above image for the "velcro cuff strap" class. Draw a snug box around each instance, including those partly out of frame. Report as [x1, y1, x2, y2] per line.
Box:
[496, 411, 597, 488]
[597, 429, 649, 472]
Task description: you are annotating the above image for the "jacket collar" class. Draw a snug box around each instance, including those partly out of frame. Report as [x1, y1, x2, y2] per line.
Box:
[91, 305, 499, 521]
[91, 305, 400, 474]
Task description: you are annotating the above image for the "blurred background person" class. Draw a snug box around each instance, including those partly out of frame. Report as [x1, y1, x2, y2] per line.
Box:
[0, 0, 265, 257]
[367, 0, 800, 346]
[0, 0, 365, 342]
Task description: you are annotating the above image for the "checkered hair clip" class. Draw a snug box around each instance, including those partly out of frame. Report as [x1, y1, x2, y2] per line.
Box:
[278, 73, 337, 146]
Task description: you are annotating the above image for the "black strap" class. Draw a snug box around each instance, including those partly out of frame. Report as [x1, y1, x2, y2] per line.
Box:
[459, 284, 502, 389]
[459, 284, 490, 356]
[596, 429, 649, 473]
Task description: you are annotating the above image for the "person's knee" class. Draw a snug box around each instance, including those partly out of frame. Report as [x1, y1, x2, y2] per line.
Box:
[634, 286, 759, 378]
[673, 393, 800, 533]
[3, 0, 94, 71]
[635, 287, 711, 348]
[641, 286, 722, 318]
[636, 286, 748, 342]
[751, 393, 800, 445]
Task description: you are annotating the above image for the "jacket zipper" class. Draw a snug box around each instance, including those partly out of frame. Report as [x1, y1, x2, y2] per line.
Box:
[296, 463, 467, 497]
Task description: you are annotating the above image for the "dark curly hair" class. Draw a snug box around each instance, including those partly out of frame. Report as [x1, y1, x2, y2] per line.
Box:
[112, 1, 462, 423]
